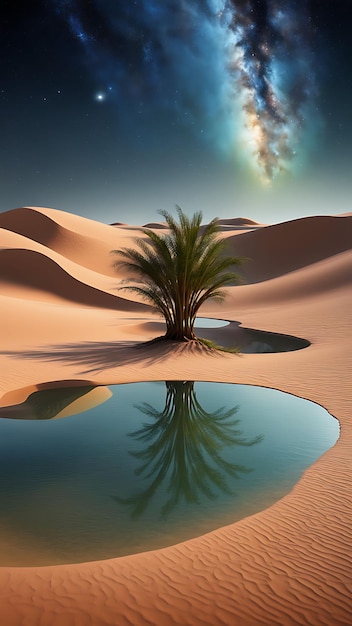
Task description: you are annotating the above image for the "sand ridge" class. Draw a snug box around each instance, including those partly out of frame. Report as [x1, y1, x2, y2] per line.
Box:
[227, 214, 352, 283]
[0, 207, 351, 625]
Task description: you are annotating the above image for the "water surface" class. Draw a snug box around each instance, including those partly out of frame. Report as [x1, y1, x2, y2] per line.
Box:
[0, 381, 338, 565]
[194, 318, 230, 328]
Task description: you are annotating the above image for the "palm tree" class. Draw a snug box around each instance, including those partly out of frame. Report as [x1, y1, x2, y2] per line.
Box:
[113, 206, 244, 341]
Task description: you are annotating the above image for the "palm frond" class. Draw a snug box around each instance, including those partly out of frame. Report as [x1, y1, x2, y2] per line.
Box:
[112, 207, 246, 341]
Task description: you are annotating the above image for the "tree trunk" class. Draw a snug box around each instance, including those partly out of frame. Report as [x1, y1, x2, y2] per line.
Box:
[164, 324, 197, 341]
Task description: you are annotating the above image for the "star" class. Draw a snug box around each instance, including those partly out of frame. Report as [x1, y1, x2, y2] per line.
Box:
[95, 92, 105, 102]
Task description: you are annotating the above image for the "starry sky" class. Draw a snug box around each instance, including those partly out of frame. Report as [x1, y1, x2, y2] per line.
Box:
[0, 1, 350, 225]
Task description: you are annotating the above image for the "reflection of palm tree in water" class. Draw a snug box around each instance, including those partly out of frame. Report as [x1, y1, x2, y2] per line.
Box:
[114, 381, 263, 517]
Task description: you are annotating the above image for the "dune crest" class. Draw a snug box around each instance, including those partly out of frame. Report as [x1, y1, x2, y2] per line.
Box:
[229, 214, 352, 283]
[0, 248, 148, 311]
[0, 207, 126, 277]
[220, 250, 352, 309]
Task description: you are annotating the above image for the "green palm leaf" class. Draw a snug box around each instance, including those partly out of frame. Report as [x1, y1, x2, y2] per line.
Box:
[113, 206, 245, 342]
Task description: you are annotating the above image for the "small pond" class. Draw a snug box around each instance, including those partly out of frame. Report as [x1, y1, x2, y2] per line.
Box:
[194, 318, 310, 352]
[0, 381, 338, 566]
[194, 318, 230, 328]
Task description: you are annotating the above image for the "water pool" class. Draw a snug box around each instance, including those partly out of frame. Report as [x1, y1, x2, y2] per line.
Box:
[0, 381, 338, 565]
[194, 318, 230, 328]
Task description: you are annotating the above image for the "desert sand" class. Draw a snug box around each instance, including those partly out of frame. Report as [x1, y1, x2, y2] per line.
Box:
[0, 206, 351, 625]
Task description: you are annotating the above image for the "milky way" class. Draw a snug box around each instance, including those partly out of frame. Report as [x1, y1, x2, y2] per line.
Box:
[50, 0, 318, 185]
[228, 0, 317, 183]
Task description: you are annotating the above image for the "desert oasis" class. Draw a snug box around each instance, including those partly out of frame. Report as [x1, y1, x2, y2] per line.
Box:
[0, 205, 351, 626]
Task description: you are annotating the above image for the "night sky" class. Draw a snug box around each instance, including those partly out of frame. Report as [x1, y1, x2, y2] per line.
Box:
[1, 1, 350, 225]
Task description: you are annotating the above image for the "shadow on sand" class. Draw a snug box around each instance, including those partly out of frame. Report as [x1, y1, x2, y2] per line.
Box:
[0, 322, 310, 375]
[0, 340, 224, 375]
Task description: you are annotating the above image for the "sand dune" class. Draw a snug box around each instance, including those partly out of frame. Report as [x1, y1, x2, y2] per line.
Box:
[221, 249, 352, 309]
[0, 216, 152, 301]
[0, 248, 148, 310]
[229, 214, 352, 283]
[0, 206, 139, 277]
[2, 207, 349, 289]
[0, 206, 351, 626]
[142, 221, 168, 229]
[217, 217, 260, 225]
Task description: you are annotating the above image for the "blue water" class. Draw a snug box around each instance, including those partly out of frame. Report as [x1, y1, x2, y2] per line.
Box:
[0, 381, 339, 565]
[194, 318, 230, 328]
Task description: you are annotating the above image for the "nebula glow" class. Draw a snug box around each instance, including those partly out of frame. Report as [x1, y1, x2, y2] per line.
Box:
[49, 0, 318, 186]
[228, 0, 317, 184]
